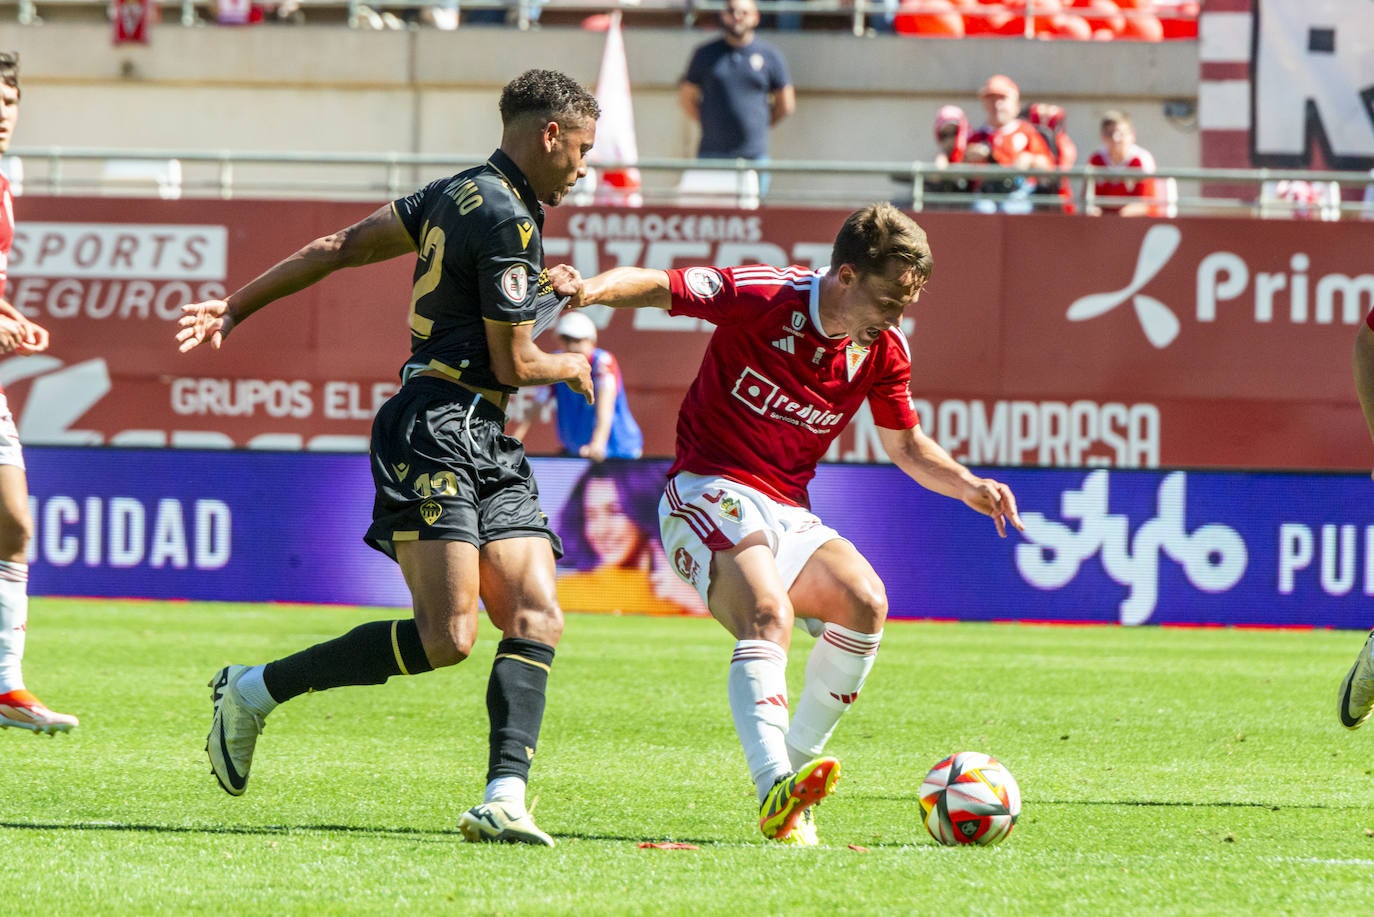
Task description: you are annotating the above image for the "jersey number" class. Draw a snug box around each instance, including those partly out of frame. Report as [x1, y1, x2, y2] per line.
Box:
[409, 223, 447, 339]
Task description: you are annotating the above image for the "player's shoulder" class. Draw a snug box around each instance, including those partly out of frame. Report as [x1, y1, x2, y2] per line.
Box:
[878, 326, 913, 361]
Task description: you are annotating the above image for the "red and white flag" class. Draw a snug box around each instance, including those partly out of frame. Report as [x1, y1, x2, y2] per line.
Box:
[588, 11, 642, 207]
[113, 0, 152, 44]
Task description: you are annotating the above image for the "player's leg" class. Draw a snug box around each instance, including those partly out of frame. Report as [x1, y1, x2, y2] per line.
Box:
[0, 450, 77, 735]
[784, 538, 887, 771]
[457, 535, 563, 846]
[1339, 629, 1374, 729]
[205, 539, 463, 796]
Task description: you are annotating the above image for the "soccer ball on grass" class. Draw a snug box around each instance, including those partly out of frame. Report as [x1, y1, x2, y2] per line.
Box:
[919, 751, 1021, 846]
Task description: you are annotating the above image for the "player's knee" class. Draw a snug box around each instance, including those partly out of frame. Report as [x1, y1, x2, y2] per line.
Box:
[845, 578, 888, 633]
[743, 594, 793, 638]
[417, 613, 478, 668]
[0, 516, 33, 559]
[504, 604, 563, 647]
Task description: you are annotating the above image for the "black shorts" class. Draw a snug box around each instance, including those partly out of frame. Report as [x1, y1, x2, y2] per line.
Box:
[364, 377, 562, 561]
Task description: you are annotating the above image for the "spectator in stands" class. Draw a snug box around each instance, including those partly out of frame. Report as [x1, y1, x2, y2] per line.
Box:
[922, 105, 978, 210]
[680, 0, 795, 197]
[513, 310, 644, 462]
[1085, 110, 1159, 217]
[967, 74, 1057, 213]
[0, 51, 78, 736]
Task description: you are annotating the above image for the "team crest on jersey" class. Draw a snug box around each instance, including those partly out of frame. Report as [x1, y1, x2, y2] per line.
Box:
[420, 500, 443, 525]
[500, 264, 529, 303]
[685, 267, 724, 298]
[718, 496, 743, 522]
[845, 342, 869, 380]
[749, 53, 765, 72]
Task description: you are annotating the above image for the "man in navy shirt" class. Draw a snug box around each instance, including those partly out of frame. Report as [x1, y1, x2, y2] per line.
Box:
[680, 0, 794, 185]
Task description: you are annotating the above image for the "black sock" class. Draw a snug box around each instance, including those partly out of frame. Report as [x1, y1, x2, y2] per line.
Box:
[486, 637, 556, 783]
[262, 619, 435, 703]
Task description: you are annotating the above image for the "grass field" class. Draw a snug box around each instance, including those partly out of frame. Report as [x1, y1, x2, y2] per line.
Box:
[3, 599, 1373, 916]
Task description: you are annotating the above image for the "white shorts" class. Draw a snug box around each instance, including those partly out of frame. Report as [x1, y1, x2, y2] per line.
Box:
[658, 471, 842, 607]
[0, 393, 25, 469]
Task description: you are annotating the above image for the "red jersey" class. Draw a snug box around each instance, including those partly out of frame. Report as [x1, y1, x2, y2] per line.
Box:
[1088, 145, 1158, 213]
[0, 170, 12, 302]
[666, 264, 920, 508]
[967, 120, 1055, 170]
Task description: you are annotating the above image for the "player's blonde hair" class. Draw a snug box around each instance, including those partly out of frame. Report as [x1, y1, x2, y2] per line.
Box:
[831, 202, 933, 287]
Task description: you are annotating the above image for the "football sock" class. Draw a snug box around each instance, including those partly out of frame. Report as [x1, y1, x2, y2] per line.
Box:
[484, 775, 528, 817]
[728, 639, 793, 801]
[261, 619, 435, 704]
[786, 624, 881, 771]
[486, 637, 556, 783]
[233, 666, 277, 716]
[0, 561, 29, 694]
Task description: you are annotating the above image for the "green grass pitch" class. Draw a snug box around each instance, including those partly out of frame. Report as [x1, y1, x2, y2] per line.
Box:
[2, 598, 1372, 915]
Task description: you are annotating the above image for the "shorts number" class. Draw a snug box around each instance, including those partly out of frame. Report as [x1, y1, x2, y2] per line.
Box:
[416, 471, 458, 497]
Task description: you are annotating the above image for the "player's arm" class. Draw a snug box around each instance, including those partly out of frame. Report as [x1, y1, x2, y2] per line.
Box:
[877, 424, 1024, 538]
[1353, 323, 1374, 451]
[485, 319, 594, 401]
[176, 203, 415, 352]
[568, 266, 672, 312]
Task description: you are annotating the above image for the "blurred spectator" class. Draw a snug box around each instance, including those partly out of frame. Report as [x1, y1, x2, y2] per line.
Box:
[556, 462, 708, 617]
[966, 75, 1056, 213]
[513, 311, 643, 462]
[1085, 109, 1159, 217]
[922, 105, 977, 209]
[680, 0, 795, 196]
[1024, 101, 1078, 213]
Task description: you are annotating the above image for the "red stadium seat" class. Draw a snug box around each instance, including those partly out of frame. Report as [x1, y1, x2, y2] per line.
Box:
[893, 0, 967, 36]
[1118, 10, 1164, 40]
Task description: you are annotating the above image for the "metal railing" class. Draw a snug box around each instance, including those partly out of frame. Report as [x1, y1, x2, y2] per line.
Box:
[5, 146, 1373, 219]
[5, 0, 1195, 35]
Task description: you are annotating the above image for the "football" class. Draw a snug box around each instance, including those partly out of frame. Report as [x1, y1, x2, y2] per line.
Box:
[919, 751, 1021, 846]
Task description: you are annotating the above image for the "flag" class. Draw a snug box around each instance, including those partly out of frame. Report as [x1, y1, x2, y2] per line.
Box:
[113, 0, 152, 44]
[588, 11, 642, 207]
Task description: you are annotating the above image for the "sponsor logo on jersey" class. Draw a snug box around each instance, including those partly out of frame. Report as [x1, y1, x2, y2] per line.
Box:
[811, 346, 826, 365]
[845, 343, 869, 380]
[673, 546, 701, 586]
[517, 220, 534, 250]
[500, 264, 529, 303]
[420, 500, 443, 525]
[790, 310, 807, 332]
[685, 267, 724, 298]
[771, 336, 795, 354]
[731, 366, 845, 431]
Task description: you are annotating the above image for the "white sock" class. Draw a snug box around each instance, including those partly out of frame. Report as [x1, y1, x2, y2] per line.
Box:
[233, 665, 278, 716]
[728, 639, 792, 801]
[485, 776, 528, 816]
[786, 624, 881, 771]
[0, 561, 29, 694]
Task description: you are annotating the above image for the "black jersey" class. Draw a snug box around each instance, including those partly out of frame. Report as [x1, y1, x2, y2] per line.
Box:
[392, 149, 555, 394]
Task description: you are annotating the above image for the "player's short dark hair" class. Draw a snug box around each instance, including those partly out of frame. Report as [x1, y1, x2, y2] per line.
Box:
[0, 51, 19, 100]
[831, 202, 933, 285]
[499, 70, 600, 129]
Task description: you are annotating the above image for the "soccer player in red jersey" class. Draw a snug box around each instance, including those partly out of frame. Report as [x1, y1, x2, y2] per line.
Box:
[558, 203, 1023, 844]
[0, 52, 78, 736]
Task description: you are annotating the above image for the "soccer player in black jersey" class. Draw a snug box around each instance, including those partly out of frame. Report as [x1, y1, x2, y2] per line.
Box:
[176, 69, 599, 846]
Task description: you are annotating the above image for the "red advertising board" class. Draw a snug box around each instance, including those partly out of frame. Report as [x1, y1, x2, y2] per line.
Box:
[5, 197, 1374, 470]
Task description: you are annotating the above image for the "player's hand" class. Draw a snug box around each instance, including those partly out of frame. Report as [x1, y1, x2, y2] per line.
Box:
[963, 477, 1024, 538]
[567, 355, 595, 405]
[546, 263, 585, 307]
[578, 441, 608, 463]
[0, 316, 26, 354]
[13, 319, 50, 355]
[176, 300, 236, 352]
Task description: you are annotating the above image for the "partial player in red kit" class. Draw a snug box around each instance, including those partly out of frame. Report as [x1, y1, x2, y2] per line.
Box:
[559, 203, 1023, 844]
[0, 52, 78, 735]
[1338, 308, 1374, 730]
